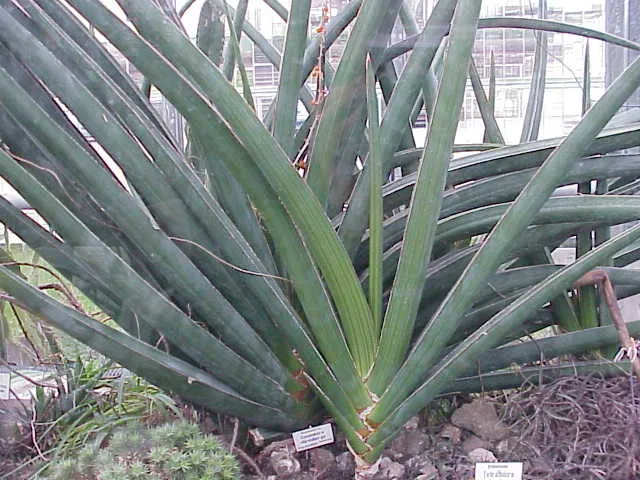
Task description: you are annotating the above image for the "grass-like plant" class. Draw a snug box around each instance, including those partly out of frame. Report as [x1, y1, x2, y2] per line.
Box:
[1, 0, 640, 474]
[3, 357, 180, 479]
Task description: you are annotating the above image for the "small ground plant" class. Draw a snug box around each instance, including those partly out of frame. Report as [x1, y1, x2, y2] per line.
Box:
[37, 420, 240, 480]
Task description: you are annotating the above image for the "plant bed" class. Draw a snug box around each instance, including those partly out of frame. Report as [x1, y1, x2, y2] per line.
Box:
[242, 373, 639, 479]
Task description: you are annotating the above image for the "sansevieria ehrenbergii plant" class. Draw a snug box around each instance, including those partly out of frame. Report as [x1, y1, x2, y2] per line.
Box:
[2, 0, 640, 473]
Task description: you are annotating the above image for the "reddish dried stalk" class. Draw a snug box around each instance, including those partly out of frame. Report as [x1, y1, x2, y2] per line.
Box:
[573, 269, 640, 379]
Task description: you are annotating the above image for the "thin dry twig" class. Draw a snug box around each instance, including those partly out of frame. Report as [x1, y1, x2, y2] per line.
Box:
[0, 261, 86, 314]
[8, 302, 42, 363]
[229, 417, 239, 453]
[232, 445, 266, 479]
[30, 405, 47, 462]
[168, 236, 290, 283]
[572, 269, 640, 379]
[502, 374, 640, 479]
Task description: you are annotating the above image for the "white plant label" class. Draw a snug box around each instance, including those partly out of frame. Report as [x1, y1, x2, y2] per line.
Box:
[292, 424, 334, 452]
[475, 462, 523, 480]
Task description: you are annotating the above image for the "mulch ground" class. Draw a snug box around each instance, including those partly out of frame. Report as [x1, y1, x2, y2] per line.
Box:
[499, 374, 640, 479]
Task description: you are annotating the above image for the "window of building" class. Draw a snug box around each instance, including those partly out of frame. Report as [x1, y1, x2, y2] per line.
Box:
[240, 36, 253, 66]
[234, 68, 254, 89]
[505, 29, 524, 53]
[547, 6, 563, 20]
[564, 11, 583, 24]
[272, 21, 286, 38]
[260, 99, 272, 119]
[253, 46, 269, 64]
[503, 64, 522, 77]
[255, 64, 275, 86]
[501, 88, 522, 117]
[462, 89, 481, 120]
[583, 6, 601, 21]
[504, 3, 522, 16]
[545, 89, 565, 118]
[272, 35, 285, 52]
[254, 7, 262, 31]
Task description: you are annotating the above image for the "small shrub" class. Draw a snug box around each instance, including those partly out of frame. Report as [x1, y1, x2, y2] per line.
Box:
[38, 420, 241, 480]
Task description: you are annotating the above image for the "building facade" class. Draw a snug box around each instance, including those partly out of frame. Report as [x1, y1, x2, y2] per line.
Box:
[458, 0, 606, 143]
[203, 0, 612, 144]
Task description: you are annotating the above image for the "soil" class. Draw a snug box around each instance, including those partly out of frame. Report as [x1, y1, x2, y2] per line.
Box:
[2, 374, 639, 479]
[245, 374, 640, 480]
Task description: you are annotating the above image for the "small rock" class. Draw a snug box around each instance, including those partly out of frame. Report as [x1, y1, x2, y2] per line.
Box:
[439, 424, 462, 443]
[289, 474, 315, 480]
[336, 451, 356, 475]
[309, 448, 336, 479]
[257, 439, 295, 467]
[529, 456, 554, 473]
[404, 416, 420, 430]
[468, 448, 498, 463]
[405, 454, 437, 477]
[495, 436, 519, 456]
[373, 456, 406, 480]
[451, 399, 509, 441]
[462, 434, 490, 454]
[388, 430, 432, 460]
[415, 472, 438, 480]
[269, 448, 301, 478]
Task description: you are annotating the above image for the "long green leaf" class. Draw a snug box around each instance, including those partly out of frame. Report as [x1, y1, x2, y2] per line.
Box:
[482, 52, 496, 143]
[388, 122, 640, 185]
[307, 0, 403, 209]
[261, 0, 288, 21]
[0, 266, 311, 431]
[370, 53, 640, 421]
[0, 6, 294, 378]
[520, 0, 547, 143]
[366, 57, 383, 338]
[338, 0, 457, 258]
[0, 149, 295, 408]
[8, 1, 278, 314]
[196, 0, 225, 66]
[221, 0, 255, 108]
[326, 3, 407, 217]
[383, 16, 640, 64]
[272, 0, 311, 156]
[30, 0, 176, 147]
[469, 58, 504, 144]
[366, 219, 640, 457]
[372, 153, 640, 222]
[112, 0, 377, 376]
[434, 196, 640, 247]
[521, 248, 581, 332]
[63, 0, 371, 415]
[0, 196, 158, 343]
[358, 197, 640, 303]
[576, 40, 598, 330]
[467, 320, 640, 376]
[223, 1, 314, 112]
[222, 0, 248, 80]
[448, 361, 633, 394]
[368, 0, 482, 394]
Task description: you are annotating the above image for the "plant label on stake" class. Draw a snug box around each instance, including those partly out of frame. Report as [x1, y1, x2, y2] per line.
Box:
[292, 424, 334, 452]
[475, 462, 523, 480]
